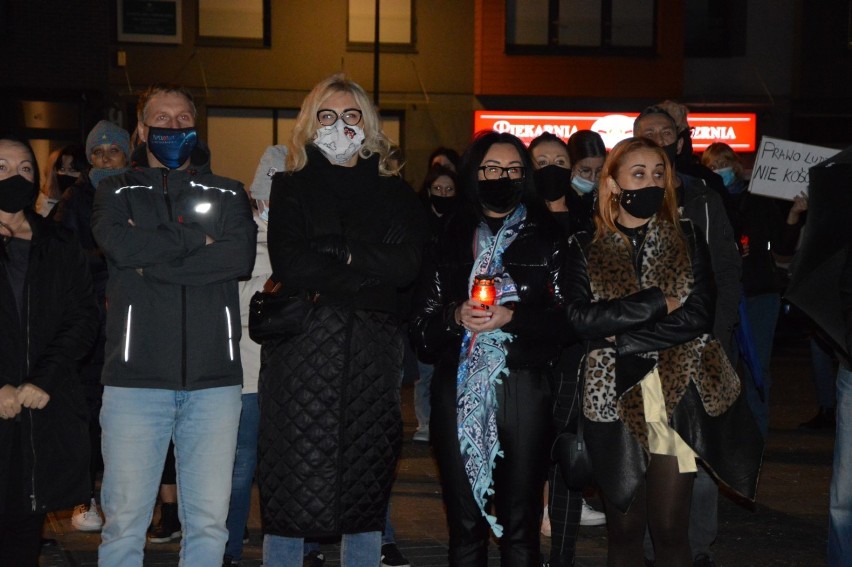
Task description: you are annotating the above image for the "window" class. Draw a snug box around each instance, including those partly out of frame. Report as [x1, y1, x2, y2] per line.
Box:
[197, 0, 270, 47]
[348, 0, 415, 52]
[684, 0, 746, 57]
[506, 0, 656, 55]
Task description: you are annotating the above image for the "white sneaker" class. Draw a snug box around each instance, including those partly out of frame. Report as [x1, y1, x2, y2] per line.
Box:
[71, 498, 103, 532]
[412, 426, 430, 443]
[540, 505, 552, 537]
[580, 499, 606, 526]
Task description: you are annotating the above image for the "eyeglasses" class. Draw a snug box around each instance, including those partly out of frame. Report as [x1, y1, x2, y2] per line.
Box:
[430, 184, 455, 196]
[317, 108, 363, 127]
[478, 165, 525, 181]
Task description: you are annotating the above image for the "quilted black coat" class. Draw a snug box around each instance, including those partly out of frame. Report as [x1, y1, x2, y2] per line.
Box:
[258, 148, 428, 537]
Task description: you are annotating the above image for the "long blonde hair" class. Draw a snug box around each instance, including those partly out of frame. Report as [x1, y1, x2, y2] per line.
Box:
[286, 73, 399, 176]
[594, 137, 681, 242]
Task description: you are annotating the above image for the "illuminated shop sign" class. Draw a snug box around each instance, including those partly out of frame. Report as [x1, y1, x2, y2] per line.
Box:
[474, 111, 757, 152]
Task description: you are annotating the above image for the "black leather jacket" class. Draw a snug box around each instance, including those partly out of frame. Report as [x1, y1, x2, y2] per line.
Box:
[411, 205, 570, 369]
[563, 219, 715, 356]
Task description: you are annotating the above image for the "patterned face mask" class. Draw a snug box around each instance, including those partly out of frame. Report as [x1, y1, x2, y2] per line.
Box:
[313, 121, 365, 165]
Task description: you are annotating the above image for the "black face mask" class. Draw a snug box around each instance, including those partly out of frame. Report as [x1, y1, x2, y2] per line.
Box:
[430, 195, 456, 216]
[0, 175, 37, 214]
[478, 177, 524, 215]
[57, 174, 77, 192]
[661, 141, 679, 169]
[619, 185, 666, 220]
[533, 165, 571, 202]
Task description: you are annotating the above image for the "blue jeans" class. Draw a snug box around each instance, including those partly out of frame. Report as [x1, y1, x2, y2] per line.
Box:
[225, 393, 260, 561]
[414, 361, 434, 430]
[741, 293, 781, 438]
[98, 385, 241, 567]
[382, 503, 395, 545]
[264, 532, 381, 566]
[829, 364, 852, 565]
[810, 337, 838, 409]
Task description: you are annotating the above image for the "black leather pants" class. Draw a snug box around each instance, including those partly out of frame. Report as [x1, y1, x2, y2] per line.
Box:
[431, 361, 553, 567]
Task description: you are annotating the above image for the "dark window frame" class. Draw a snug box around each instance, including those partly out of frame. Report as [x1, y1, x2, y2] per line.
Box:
[505, 0, 658, 57]
[347, 0, 417, 54]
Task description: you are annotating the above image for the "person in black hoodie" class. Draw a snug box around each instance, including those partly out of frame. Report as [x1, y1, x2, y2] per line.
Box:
[411, 165, 460, 443]
[53, 119, 131, 534]
[0, 135, 98, 566]
[539, 129, 608, 567]
[701, 142, 801, 438]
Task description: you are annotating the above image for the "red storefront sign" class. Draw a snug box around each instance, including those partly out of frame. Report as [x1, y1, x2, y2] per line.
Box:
[474, 111, 757, 152]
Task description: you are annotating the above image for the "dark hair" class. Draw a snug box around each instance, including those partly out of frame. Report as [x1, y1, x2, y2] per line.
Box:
[567, 130, 606, 164]
[0, 134, 40, 194]
[136, 83, 197, 122]
[633, 105, 677, 133]
[459, 130, 540, 214]
[43, 143, 88, 199]
[419, 165, 458, 195]
[427, 146, 460, 170]
[528, 131, 568, 155]
[54, 144, 88, 174]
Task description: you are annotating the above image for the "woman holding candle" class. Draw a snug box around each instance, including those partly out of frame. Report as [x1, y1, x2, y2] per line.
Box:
[258, 74, 428, 567]
[412, 130, 569, 565]
[563, 137, 762, 566]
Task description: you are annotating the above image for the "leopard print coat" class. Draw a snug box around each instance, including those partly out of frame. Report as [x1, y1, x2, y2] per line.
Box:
[582, 217, 740, 452]
[564, 217, 763, 510]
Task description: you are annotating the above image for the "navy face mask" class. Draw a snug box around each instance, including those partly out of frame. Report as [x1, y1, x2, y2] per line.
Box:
[145, 126, 198, 169]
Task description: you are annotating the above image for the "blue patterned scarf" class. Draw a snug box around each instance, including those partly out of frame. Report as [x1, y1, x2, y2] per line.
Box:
[456, 204, 526, 537]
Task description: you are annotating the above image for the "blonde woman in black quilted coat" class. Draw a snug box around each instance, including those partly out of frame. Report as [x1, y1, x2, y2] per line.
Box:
[258, 75, 428, 566]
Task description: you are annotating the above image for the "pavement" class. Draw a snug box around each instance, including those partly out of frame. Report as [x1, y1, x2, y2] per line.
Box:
[40, 318, 838, 566]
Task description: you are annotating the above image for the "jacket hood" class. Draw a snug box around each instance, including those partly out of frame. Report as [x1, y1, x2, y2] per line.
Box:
[130, 140, 213, 175]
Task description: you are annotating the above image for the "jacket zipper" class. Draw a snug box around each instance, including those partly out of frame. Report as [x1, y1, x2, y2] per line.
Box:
[25, 282, 37, 511]
[631, 229, 650, 283]
[162, 170, 188, 388]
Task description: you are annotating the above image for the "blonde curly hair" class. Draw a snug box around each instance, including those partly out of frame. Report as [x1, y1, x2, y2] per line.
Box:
[286, 74, 399, 176]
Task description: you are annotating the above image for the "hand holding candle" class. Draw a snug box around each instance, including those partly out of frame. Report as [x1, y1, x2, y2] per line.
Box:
[456, 275, 513, 334]
[471, 275, 496, 305]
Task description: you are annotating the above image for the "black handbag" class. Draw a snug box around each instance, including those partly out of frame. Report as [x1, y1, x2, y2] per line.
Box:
[551, 345, 595, 490]
[248, 279, 315, 344]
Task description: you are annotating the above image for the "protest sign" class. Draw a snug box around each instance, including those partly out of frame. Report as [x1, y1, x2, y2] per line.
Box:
[749, 136, 840, 201]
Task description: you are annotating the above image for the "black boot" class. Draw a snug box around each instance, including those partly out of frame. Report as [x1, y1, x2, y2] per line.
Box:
[148, 502, 182, 543]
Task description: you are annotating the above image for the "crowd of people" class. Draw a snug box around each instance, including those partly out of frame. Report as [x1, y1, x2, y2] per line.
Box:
[0, 75, 849, 567]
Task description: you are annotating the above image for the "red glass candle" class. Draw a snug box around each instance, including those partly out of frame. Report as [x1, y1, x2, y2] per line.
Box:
[471, 275, 496, 305]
